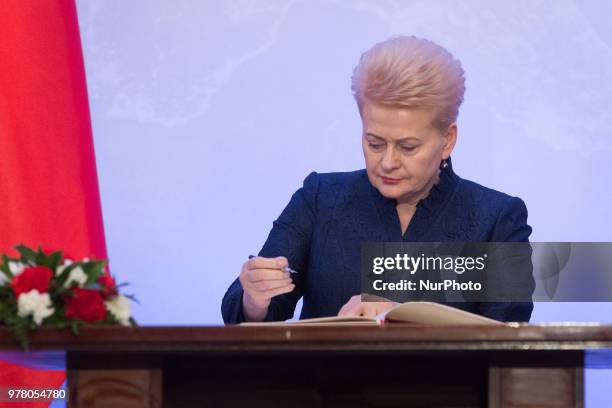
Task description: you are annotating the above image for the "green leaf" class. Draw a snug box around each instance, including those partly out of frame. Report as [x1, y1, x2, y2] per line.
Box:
[70, 320, 80, 336]
[55, 262, 80, 287]
[5, 315, 32, 351]
[104, 312, 118, 325]
[37, 251, 62, 272]
[34, 246, 47, 265]
[15, 244, 37, 264]
[81, 261, 105, 286]
[0, 255, 13, 279]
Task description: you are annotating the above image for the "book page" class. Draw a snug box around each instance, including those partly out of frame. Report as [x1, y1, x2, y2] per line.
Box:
[239, 315, 379, 326]
[381, 302, 504, 325]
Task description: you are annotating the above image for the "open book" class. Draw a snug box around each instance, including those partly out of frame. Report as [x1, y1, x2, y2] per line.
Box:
[240, 301, 504, 326]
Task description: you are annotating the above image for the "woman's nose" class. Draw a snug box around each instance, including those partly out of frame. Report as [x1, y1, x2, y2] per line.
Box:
[381, 147, 400, 170]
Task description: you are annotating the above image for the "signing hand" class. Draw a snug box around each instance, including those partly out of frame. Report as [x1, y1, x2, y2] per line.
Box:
[240, 256, 295, 321]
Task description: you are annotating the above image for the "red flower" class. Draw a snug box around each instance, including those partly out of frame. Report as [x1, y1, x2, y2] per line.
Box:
[65, 288, 107, 322]
[98, 274, 118, 298]
[11, 266, 53, 297]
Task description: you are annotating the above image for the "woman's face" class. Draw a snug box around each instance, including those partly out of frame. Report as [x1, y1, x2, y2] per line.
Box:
[361, 102, 456, 205]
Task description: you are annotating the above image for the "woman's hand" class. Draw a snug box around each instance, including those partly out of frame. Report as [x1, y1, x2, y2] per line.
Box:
[338, 294, 398, 318]
[240, 256, 295, 322]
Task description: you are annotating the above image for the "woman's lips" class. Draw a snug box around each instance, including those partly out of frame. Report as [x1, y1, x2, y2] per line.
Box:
[381, 176, 401, 185]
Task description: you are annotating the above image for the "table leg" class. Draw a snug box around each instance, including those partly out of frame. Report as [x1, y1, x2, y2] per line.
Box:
[489, 367, 583, 408]
[67, 369, 162, 408]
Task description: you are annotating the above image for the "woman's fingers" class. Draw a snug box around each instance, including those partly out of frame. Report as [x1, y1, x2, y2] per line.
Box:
[338, 295, 361, 316]
[338, 295, 396, 317]
[246, 278, 294, 292]
[361, 304, 380, 318]
[339, 303, 363, 317]
[245, 268, 289, 282]
[248, 283, 296, 302]
[340, 303, 380, 317]
[239, 256, 295, 309]
[264, 283, 295, 298]
[243, 256, 290, 282]
[248, 256, 288, 271]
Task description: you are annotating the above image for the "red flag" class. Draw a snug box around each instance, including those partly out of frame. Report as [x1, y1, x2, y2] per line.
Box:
[0, 0, 107, 406]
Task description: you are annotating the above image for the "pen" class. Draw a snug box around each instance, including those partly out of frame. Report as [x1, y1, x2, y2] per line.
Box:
[248, 254, 299, 274]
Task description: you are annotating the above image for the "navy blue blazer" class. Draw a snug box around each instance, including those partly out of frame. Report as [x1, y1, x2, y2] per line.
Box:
[222, 158, 534, 323]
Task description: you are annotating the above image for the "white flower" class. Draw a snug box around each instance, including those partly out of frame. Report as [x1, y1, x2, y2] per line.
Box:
[9, 261, 26, 276]
[0, 272, 7, 286]
[56, 259, 74, 276]
[63, 266, 87, 288]
[105, 295, 131, 325]
[17, 290, 55, 325]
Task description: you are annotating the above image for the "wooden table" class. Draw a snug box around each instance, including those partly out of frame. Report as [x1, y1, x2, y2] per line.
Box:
[1, 325, 611, 407]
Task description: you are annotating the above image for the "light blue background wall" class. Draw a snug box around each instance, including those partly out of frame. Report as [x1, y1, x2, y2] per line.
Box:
[75, 1, 612, 405]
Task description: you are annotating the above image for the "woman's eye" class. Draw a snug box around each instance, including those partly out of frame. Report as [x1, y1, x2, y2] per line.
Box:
[368, 143, 383, 150]
[401, 146, 417, 152]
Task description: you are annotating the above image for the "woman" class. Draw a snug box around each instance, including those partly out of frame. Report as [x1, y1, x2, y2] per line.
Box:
[222, 36, 534, 323]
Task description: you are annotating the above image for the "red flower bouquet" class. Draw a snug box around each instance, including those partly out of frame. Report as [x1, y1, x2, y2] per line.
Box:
[0, 245, 135, 349]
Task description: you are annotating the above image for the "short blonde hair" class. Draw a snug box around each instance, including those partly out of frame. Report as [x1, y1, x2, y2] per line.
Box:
[351, 36, 465, 131]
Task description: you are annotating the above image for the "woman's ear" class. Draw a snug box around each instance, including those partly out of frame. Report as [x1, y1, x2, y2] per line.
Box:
[442, 123, 458, 159]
